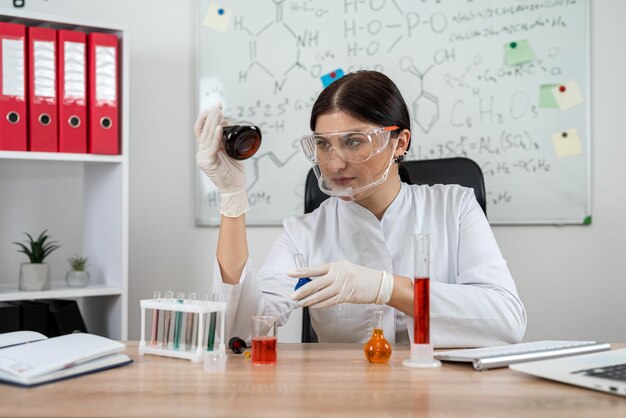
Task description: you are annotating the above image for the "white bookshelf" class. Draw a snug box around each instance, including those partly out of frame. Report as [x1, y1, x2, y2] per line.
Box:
[0, 10, 129, 339]
[0, 282, 123, 302]
[0, 150, 123, 163]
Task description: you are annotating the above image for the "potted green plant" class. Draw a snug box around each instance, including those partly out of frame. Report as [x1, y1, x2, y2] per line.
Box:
[13, 230, 61, 291]
[66, 254, 90, 288]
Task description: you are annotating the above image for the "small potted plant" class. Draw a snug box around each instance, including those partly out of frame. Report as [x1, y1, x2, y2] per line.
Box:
[66, 254, 90, 288]
[13, 230, 61, 291]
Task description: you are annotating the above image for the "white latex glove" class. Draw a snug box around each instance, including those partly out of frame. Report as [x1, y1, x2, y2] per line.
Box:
[288, 260, 394, 309]
[194, 103, 249, 217]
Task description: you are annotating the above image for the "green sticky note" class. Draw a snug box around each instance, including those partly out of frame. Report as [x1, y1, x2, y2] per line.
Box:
[504, 40, 534, 66]
[539, 84, 559, 108]
[583, 215, 592, 225]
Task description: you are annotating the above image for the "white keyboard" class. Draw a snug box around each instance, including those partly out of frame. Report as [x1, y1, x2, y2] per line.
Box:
[434, 340, 611, 371]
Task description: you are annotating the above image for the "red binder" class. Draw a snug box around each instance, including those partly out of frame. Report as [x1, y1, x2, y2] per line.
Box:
[28, 27, 58, 152]
[57, 30, 87, 153]
[0, 22, 27, 151]
[87, 32, 119, 155]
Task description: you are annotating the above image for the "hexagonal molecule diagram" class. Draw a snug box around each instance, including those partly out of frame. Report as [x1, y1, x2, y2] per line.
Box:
[413, 91, 439, 135]
[400, 57, 440, 134]
[234, 0, 319, 94]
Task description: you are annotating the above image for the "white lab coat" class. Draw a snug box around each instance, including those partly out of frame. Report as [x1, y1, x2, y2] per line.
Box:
[214, 183, 527, 347]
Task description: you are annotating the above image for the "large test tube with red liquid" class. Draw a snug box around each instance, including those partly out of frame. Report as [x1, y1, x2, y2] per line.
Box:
[402, 233, 441, 368]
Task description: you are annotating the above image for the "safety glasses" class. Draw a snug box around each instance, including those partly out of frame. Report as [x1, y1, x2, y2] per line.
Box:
[300, 126, 398, 165]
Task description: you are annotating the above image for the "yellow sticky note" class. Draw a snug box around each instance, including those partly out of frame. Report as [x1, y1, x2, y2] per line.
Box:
[552, 129, 583, 159]
[551, 81, 584, 111]
[203, 4, 232, 32]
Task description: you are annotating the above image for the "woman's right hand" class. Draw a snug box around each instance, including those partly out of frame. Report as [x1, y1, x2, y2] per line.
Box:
[194, 103, 249, 217]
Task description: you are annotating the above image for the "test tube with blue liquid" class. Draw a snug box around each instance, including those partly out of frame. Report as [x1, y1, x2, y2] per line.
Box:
[293, 254, 311, 291]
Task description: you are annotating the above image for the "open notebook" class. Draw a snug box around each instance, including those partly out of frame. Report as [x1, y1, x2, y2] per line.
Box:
[0, 331, 132, 387]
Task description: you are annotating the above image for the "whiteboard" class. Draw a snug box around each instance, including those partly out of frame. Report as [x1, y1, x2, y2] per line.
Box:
[195, 0, 590, 225]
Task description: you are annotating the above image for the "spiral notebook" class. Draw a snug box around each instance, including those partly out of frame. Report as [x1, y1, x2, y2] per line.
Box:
[0, 331, 132, 387]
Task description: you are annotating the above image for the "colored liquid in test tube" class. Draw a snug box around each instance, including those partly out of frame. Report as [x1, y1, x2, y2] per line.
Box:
[185, 292, 197, 350]
[162, 290, 174, 348]
[402, 233, 441, 368]
[173, 292, 184, 350]
[293, 253, 311, 291]
[414, 278, 429, 344]
[150, 291, 161, 346]
[207, 293, 218, 351]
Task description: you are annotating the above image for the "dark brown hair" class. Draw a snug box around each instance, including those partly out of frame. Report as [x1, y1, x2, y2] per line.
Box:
[309, 70, 411, 151]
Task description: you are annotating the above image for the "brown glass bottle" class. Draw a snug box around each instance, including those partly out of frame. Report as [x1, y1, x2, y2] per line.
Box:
[364, 310, 392, 363]
[221, 122, 262, 160]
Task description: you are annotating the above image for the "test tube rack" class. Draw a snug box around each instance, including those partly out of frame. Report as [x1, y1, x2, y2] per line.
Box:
[139, 298, 226, 363]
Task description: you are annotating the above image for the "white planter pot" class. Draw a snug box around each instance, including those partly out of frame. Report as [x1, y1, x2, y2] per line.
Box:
[19, 263, 51, 291]
[66, 270, 90, 288]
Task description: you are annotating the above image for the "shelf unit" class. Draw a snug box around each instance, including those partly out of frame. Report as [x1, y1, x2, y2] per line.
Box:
[0, 9, 129, 339]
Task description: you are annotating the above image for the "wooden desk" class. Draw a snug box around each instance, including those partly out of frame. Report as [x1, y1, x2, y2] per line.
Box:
[2, 343, 625, 417]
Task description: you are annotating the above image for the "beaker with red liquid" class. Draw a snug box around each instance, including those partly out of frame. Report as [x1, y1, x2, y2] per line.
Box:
[251, 336, 277, 364]
[251, 315, 277, 365]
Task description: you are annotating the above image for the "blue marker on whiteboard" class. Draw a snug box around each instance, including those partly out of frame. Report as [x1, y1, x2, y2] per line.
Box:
[293, 253, 311, 291]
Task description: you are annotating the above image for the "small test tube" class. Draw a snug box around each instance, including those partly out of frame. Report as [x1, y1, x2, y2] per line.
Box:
[185, 292, 198, 350]
[207, 293, 218, 351]
[150, 291, 161, 346]
[173, 292, 185, 350]
[403, 233, 441, 369]
[200, 293, 209, 348]
[293, 253, 311, 291]
[162, 290, 174, 348]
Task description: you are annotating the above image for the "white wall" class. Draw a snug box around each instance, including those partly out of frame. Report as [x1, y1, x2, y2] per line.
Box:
[10, 0, 626, 343]
[494, 0, 626, 342]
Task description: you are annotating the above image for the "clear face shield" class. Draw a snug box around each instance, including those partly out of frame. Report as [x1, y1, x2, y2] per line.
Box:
[300, 126, 399, 198]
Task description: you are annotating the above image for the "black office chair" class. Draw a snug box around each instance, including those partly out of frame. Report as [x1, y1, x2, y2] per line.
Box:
[399, 157, 487, 215]
[301, 157, 487, 343]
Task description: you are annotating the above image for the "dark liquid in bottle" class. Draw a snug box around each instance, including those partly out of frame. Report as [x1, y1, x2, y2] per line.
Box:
[222, 125, 262, 160]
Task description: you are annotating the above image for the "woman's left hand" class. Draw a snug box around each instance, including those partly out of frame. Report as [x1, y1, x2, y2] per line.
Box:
[288, 260, 394, 308]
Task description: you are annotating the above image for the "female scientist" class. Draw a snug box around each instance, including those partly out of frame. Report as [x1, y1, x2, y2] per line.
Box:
[194, 71, 526, 346]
